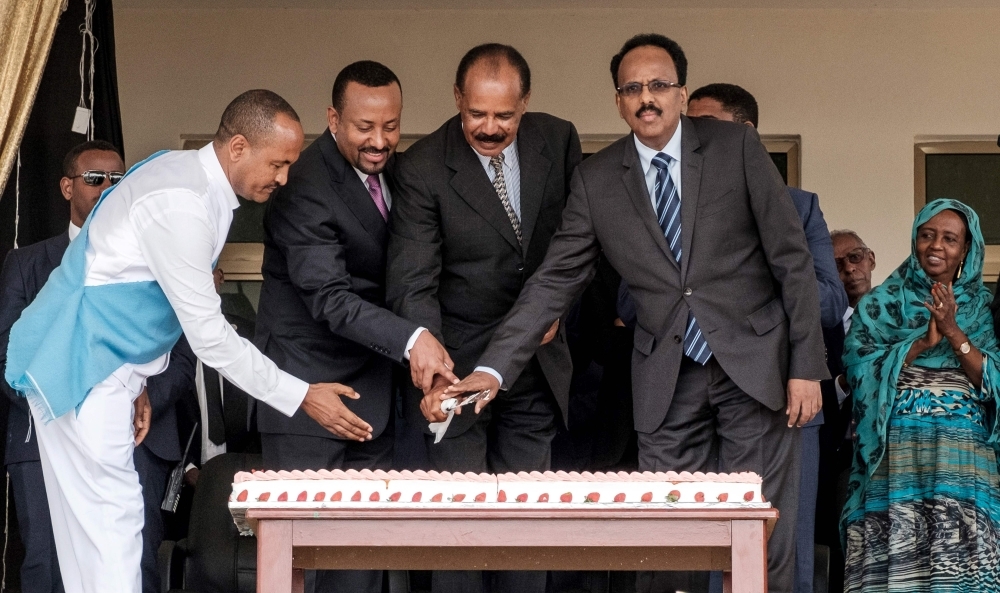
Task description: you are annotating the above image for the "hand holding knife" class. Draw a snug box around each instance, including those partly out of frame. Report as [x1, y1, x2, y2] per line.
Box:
[428, 389, 492, 444]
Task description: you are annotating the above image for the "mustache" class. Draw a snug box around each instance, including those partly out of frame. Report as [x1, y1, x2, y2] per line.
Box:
[360, 147, 389, 156]
[474, 131, 507, 144]
[635, 104, 662, 118]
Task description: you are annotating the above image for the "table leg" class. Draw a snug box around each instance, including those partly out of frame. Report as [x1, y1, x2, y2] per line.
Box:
[730, 520, 767, 593]
[723, 571, 733, 593]
[257, 520, 295, 593]
[292, 568, 305, 593]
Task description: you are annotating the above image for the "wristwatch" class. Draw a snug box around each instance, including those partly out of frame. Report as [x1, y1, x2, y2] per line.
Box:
[956, 341, 972, 356]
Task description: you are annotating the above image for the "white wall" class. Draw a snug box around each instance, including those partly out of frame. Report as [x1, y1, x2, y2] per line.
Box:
[114, 6, 1000, 279]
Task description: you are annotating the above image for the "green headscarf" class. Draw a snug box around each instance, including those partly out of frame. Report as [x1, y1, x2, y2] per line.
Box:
[842, 198, 1000, 529]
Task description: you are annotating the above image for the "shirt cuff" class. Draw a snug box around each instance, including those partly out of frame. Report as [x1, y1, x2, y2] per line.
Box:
[185, 463, 197, 473]
[474, 366, 504, 389]
[835, 374, 850, 407]
[267, 372, 310, 417]
[403, 327, 427, 361]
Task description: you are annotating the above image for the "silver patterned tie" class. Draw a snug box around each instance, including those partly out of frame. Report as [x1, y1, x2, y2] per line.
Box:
[490, 153, 522, 245]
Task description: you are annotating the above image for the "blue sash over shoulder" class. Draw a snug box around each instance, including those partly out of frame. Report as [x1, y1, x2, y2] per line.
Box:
[5, 151, 182, 422]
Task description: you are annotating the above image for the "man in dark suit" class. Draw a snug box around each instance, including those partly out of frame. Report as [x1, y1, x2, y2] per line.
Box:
[445, 35, 827, 593]
[255, 61, 456, 593]
[823, 229, 876, 592]
[386, 43, 581, 593]
[685, 83, 848, 593]
[0, 141, 198, 593]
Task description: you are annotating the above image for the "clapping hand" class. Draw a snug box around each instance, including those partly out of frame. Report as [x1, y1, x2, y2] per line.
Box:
[922, 282, 958, 343]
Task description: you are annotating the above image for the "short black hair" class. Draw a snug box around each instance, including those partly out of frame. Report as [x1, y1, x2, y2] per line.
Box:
[331, 61, 401, 113]
[62, 140, 122, 178]
[610, 33, 688, 89]
[689, 83, 759, 128]
[213, 89, 300, 146]
[455, 43, 531, 98]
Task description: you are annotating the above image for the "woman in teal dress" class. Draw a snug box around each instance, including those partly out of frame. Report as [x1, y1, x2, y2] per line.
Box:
[843, 199, 1000, 592]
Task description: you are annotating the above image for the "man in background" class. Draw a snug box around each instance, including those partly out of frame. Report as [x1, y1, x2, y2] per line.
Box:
[822, 228, 876, 591]
[388, 43, 581, 593]
[685, 82, 848, 593]
[256, 62, 456, 593]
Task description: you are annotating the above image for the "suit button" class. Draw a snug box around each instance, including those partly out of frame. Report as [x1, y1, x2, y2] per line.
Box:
[674, 335, 682, 343]
[516, 264, 524, 272]
[683, 288, 693, 296]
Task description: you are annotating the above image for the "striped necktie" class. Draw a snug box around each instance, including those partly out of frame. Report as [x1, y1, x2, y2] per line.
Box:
[652, 152, 712, 365]
[490, 153, 522, 245]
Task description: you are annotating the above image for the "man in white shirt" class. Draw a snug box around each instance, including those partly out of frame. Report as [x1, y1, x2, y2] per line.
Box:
[0, 140, 124, 593]
[8, 90, 370, 593]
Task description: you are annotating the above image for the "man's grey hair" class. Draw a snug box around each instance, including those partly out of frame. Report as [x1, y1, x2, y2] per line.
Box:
[830, 229, 869, 250]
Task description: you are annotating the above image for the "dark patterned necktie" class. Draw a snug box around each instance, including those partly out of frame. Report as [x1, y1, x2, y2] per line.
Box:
[490, 153, 522, 245]
[652, 152, 712, 365]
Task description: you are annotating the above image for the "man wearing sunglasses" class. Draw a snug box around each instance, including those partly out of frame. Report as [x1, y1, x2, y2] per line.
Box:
[5, 91, 369, 593]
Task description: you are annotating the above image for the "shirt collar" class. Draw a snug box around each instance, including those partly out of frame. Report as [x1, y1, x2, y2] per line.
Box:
[633, 121, 683, 174]
[68, 222, 81, 241]
[198, 143, 240, 210]
[473, 138, 519, 170]
[843, 305, 855, 326]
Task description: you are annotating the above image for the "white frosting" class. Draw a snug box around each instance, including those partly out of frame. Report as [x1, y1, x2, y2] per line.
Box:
[229, 470, 767, 535]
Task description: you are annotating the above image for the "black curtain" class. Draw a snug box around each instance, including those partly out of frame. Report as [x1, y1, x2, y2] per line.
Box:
[0, 0, 124, 258]
[0, 2, 122, 589]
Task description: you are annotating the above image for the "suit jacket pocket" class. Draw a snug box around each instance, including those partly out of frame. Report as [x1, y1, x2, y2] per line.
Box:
[747, 298, 787, 336]
[696, 188, 736, 220]
[441, 320, 469, 350]
[633, 324, 656, 356]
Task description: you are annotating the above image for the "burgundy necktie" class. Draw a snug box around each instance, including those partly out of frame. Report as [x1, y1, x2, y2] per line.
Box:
[366, 175, 389, 221]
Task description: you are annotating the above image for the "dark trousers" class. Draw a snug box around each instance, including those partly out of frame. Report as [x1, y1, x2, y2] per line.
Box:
[262, 430, 394, 593]
[795, 425, 820, 593]
[8, 461, 64, 593]
[636, 358, 800, 593]
[134, 444, 173, 593]
[427, 362, 557, 593]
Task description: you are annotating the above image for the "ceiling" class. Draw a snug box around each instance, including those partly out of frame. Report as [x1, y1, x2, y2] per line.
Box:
[115, 0, 1000, 9]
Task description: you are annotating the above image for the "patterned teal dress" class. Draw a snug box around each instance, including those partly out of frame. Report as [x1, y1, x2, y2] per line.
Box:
[843, 199, 1000, 593]
[844, 364, 1000, 591]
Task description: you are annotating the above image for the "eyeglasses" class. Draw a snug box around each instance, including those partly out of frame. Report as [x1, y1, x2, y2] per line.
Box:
[616, 80, 683, 98]
[71, 170, 124, 186]
[835, 248, 870, 271]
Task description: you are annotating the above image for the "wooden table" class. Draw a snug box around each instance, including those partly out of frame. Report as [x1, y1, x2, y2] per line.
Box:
[247, 506, 778, 593]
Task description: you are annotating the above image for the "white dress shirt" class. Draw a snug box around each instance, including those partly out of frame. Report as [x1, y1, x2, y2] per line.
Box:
[633, 123, 683, 209]
[474, 139, 521, 219]
[68, 222, 81, 241]
[83, 144, 307, 415]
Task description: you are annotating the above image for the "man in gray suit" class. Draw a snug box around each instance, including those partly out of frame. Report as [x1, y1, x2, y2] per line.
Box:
[445, 34, 828, 593]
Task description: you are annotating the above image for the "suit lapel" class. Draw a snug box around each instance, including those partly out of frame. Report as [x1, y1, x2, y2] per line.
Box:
[679, 117, 703, 282]
[444, 117, 521, 252]
[514, 117, 551, 251]
[318, 130, 387, 247]
[622, 134, 676, 268]
[47, 232, 70, 269]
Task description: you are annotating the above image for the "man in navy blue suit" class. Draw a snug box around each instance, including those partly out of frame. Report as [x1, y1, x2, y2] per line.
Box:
[686, 83, 848, 593]
[0, 141, 197, 593]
